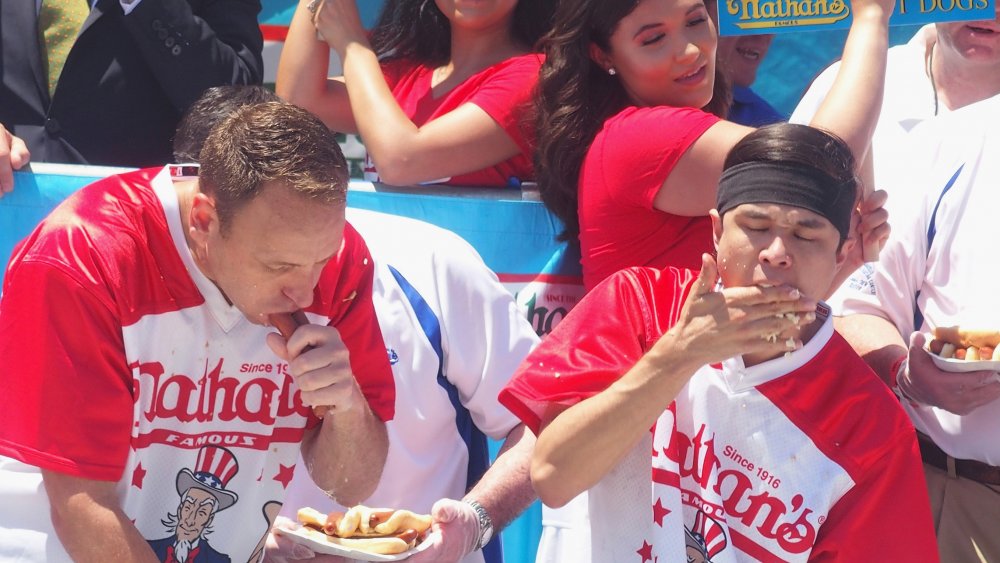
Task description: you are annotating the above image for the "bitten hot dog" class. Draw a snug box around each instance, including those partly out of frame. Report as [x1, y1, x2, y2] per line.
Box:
[929, 327, 1000, 361]
[268, 311, 329, 418]
[296, 505, 432, 555]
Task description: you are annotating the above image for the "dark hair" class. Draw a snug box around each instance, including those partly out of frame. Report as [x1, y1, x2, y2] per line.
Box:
[535, 0, 730, 241]
[199, 102, 349, 231]
[370, 0, 556, 64]
[173, 85, 281, 163]
[723, 123, 858, 244]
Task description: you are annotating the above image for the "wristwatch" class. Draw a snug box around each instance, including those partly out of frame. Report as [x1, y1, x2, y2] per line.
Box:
[464, 499, 494, 551]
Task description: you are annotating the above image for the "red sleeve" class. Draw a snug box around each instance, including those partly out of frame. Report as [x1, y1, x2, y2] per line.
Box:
[810, 431, 939, 561]
[595, 106, 719, 209]
[380, 58, 412, 91]
[499, 268, 667, 435]
[465, 54, 543, 155]
[312, 222, 395, 422]
[0, 261, 133, 481]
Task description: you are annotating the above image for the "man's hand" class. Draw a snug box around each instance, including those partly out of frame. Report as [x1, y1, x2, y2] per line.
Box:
[265, 517, 349, 563]
[405, 499, 480, 563]
[266, 324, 365, 414]
[830, 188, 889, 295]
[654, 254, 818, 368]
[898, 332, 1000, 415]
[0, 124, 30, 196]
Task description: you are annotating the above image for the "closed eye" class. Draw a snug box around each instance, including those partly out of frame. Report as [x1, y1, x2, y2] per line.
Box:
[641, 32, 666, 46]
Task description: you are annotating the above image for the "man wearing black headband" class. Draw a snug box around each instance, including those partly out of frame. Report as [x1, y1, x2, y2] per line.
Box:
[498, 124, 936, 561]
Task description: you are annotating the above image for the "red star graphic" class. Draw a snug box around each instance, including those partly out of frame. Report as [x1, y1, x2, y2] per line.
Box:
[652, 498, 671, 527]
[131, 463, 147, 489]
[637, 540, 654, 563]
[273, 464, 296, 489]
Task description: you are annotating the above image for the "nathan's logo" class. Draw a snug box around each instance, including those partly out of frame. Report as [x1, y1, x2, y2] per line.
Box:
[725, 0, 849, 29]
[653, 410, 819, 554]
[131, 358, 311, 425]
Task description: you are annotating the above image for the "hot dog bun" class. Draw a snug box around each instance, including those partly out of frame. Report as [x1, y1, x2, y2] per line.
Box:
[295, 505, 430, 556]
[295, 526, 413, 555]
[322, 534, 413, 555]
[933, 327, 1000, 349]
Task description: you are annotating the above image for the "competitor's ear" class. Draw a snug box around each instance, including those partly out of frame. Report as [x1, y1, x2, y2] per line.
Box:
[710, 209, 723, 251]
[189, 192, 220, 244]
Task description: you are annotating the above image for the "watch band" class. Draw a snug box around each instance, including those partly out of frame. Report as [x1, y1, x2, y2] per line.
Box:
[464, 499, 494, 551]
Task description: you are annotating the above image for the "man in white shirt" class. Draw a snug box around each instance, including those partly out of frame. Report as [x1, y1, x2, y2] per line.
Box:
[792, 8, 1000, 218]
[834, 93, 1000, 562]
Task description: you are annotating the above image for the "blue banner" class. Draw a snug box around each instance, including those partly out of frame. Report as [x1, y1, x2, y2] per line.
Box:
[717, 0, 995, 35]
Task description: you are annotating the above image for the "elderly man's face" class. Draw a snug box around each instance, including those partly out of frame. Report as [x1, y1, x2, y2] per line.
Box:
[177, 488, 218, 542]
[712, 203, 848, 300]
[936, 4, 1000, 67]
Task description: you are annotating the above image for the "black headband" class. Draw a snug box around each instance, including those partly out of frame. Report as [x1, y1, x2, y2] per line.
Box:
[716, 161, 855, 240]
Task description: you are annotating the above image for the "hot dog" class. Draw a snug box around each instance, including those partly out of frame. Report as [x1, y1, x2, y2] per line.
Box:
[268, 311, 329, 418]
[929, 327, 1000, 361]
[296, 505, 432, 555]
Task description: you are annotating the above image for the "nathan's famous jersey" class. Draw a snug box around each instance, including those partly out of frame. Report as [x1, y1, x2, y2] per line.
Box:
[500, 266, 937, 562]
[0, 167, 393, 563]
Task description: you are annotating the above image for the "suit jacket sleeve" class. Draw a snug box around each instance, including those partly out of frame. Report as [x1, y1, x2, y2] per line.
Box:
[115, 0, 264, 112]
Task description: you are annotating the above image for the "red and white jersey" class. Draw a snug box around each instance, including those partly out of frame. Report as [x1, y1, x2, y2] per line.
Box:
[500, 266, 937, 562]
[280, 209, 539, 563]
[0, 167, 394, 562]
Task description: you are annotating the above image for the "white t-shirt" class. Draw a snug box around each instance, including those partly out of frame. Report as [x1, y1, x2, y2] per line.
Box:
[835, 93, 1000, 464]
[791, 25, 938, 218]
[279, 209, 539, 563]
[0, 167, 395, 562]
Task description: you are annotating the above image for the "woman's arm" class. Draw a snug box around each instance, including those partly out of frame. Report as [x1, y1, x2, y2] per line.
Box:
[302, 0, 527, 185]
[654, 0, 893, 216]
[275, 0, 357, 133]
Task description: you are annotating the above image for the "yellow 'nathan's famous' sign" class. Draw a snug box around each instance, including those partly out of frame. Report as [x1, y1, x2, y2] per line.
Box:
[719, 0, 994, 34]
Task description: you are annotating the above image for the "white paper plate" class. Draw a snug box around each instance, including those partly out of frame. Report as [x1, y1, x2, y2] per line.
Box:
[928, 353, 1000, 374]
[281, 526, 434, 561]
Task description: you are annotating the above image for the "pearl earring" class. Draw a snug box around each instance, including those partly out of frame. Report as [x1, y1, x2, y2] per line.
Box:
[608, 68, 617, 76]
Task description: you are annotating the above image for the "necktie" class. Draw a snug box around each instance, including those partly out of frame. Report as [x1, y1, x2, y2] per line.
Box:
[38, 0, 90, 96]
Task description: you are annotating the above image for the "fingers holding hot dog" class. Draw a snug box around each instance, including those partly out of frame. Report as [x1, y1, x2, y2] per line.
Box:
[653, 254, 819, 369]
[266, 321, 365, 414]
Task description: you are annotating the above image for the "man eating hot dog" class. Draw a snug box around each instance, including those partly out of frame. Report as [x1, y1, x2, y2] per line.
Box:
[0, 102, 392, 562]
[498, 124, 938, 561]
[165, 86, 540, 563]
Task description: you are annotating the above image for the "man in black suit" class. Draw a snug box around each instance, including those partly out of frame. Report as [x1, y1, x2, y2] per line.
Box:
[0, 0, 264, 168]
